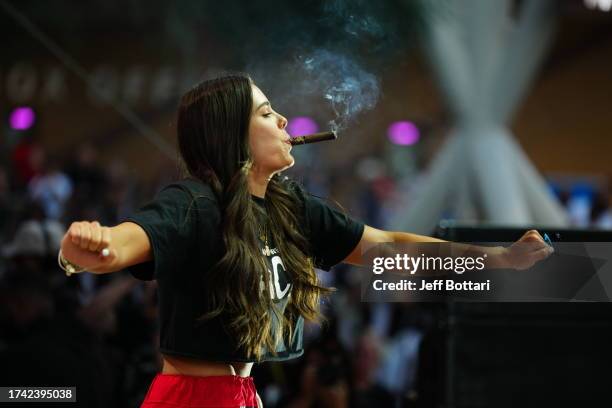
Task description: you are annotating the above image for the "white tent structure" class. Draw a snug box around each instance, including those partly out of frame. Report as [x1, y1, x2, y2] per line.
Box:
[390, 0, 569, 234]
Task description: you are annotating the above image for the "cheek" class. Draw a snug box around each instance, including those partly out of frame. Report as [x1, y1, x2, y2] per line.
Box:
[248, 123, 262, 153]
[250, 139, 266, 159]
[249, 130, 272, 159]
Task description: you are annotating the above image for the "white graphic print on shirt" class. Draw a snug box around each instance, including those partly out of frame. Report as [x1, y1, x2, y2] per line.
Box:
[259, 244, 292, 301]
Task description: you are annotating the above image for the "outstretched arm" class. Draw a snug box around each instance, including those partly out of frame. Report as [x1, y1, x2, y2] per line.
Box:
[342, 225, 553, 271]
[60, 221, 152, 274]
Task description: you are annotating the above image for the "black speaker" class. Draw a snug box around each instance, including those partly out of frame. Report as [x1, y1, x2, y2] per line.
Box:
[415, 225, 612, 408]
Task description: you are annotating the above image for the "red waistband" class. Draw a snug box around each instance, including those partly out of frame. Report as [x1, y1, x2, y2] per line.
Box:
[141, 373, 258, 408]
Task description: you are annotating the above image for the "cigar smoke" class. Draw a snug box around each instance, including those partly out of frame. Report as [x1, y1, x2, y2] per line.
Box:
[300, 50, 380, 132]
[249, 49, 380, 134]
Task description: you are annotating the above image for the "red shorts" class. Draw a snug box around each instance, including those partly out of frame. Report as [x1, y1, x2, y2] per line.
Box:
[140, 373, 258, 408]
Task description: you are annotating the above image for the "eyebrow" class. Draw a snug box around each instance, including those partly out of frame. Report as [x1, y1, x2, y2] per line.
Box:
[255, 101, 270, 111]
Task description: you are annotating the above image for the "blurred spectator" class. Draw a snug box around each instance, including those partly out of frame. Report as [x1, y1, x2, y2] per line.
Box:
[100, 159, 135, 225]
[0, 166, 19, 241]
[10, 135, 45, 190]
[592, 181, 612, 229]
[1, 215, 64, 284]
[285, 325, 352, 408]
[376, 327, 422, 403]
[351, 331, 394, 408]
[64, 142, 108, 208]
[28, 154, 73, 220]
[567, 183, 594, 227]
[1, 218, 64, 257]
[596, 208, 612, 229]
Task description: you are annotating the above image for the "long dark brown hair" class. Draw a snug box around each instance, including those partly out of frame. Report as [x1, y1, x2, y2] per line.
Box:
[177, 74, 332, 360]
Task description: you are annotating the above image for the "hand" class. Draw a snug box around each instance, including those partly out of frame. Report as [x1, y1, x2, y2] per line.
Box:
[504, 229, 554, 270]
[60, 221, 118, 273]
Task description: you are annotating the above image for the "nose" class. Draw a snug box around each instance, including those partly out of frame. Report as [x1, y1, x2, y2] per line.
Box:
[278, 113, 288, 130]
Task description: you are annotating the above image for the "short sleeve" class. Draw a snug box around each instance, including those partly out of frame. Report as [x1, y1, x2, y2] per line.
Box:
[122, 184, 198, 281]
[293, 184, 364, 271]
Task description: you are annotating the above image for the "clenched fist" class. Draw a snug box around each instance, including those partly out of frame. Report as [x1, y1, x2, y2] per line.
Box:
[60, 221, 118, 274]
[505, 229, 554, 270]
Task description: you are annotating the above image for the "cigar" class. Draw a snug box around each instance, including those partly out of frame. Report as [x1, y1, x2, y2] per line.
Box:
[289, 131, 337, 145]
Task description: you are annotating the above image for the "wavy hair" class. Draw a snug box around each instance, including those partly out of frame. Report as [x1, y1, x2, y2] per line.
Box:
[177, 74, 332, 360]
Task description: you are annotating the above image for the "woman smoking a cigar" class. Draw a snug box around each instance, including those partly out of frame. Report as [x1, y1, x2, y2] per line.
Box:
[58, 74, 553, 408]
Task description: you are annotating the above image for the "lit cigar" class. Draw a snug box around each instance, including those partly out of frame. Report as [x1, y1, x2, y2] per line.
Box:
[289, 131, 337, 145]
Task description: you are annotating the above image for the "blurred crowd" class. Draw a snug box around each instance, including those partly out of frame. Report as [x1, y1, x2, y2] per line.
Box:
[1, 133, 610, 407]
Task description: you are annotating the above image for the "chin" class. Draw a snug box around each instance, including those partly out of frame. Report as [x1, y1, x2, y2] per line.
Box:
[275, 157, 295, 173]
[286, 156, 295, 169]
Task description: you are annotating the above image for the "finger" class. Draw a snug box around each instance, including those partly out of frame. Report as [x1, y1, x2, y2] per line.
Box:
[100, 227, 112, 252]
[527, 242, 549, 254]
[523, 239, 548, 250]
[69, 222, 81, 246]
[531, 246, 554, 262]
[79, 222, 92, 250]
[521, 232, 548, 249]
[514, 240, 545, 253]
[88, 221, 103, 251]
[521, 236, 543, 245]
[527, 229, 542, 237]
[523, 230, 544, 242]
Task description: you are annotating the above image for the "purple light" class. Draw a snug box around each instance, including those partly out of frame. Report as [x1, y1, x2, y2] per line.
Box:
[287, 116, 319, 137]
[388, 121, 420, 146]
[9, 107, 36, 131]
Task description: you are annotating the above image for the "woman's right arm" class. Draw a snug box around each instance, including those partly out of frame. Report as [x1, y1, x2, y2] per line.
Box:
[60, 221, 152, 274]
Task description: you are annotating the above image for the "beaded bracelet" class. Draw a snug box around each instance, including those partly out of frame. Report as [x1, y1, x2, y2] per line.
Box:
[57, 250, 85, 276]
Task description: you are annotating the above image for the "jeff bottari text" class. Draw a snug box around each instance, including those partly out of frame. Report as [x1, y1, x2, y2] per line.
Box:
[372, 279, 491, 291]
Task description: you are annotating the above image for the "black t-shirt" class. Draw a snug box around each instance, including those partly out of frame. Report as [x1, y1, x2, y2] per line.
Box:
[122, 177, 364, 362]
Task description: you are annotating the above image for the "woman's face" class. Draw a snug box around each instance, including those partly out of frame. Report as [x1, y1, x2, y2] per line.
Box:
[248, 85, 294, 175]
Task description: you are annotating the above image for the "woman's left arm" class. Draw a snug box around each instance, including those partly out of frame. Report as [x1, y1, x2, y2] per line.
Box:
[342, 225, 553, 271]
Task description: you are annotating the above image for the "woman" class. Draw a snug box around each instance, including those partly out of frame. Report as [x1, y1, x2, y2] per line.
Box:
[58, 74, 552, 407]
